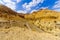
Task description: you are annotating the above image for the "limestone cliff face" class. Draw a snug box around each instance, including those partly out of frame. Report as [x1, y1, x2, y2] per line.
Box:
[24, 9, 60, 37]
[24, 9, 60, 19]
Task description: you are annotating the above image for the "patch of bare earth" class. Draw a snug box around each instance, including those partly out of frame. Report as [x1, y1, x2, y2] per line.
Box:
[0, 27, 59, 40]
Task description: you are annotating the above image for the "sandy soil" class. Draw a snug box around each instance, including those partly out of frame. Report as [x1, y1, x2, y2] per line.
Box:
[0, 27, 60, 40]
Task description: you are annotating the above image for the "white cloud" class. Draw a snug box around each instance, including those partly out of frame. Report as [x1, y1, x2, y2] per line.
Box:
[0, 0, 4, 4]
[0, 0, 26, 13]
[52, 0, 60, 12]
[17, 10, 27, 14]
[3, 0, 12, 3]
[40, 7, 49, 9]
[17, 0, 21, 3]
[30, 9, 38, 13]
[0, 0, 16, 10]
[53, 0, 60, 9]
[0, 0, 22, 11]
[30, 7, 49, 13]
[53, 9, 60, 12]
[23, 0, 44, 11]
[5, 3, 16, 10]
[0, 0, 47, 13]
[4, 0, 16, 10]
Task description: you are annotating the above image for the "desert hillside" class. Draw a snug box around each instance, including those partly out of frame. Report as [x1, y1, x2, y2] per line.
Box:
[0, 4, 60, 40]
[24, 9, 60, 37]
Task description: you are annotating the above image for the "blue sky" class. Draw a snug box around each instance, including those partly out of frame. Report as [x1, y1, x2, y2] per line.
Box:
[0, 0, 60, 13]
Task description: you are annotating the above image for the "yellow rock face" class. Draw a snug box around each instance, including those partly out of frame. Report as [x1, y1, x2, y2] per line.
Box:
[24, 9, 60, 37]
[24, 9, 60, 19]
